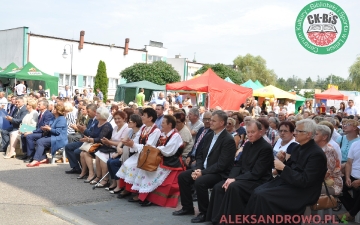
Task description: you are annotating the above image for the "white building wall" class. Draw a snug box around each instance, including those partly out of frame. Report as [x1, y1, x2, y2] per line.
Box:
[0, 27, 25, 67]
[187, 62, 203, 80]
[167, 58, 186, 80]
[28, 35, 146, 99]
[145, 46, 167, 63]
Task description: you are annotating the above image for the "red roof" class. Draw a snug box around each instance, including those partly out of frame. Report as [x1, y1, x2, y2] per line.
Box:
[166, 69, 252, 110]
[315, 87, 348, 100]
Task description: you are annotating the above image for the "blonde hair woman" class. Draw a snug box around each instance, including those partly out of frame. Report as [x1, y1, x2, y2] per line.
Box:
[4, 99, 38, 158]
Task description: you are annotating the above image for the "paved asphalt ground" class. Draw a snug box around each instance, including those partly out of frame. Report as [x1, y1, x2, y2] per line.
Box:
[0, 156, 200, 225]
[0, 156, 356, 225]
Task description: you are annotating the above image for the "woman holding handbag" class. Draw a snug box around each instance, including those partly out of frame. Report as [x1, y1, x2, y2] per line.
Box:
[26, 103, 67, 167]
[116, 108, 161, 200]
[78, 107, 113, 183]
[131, 115, 184, 207]
[92, 111, 131, 188]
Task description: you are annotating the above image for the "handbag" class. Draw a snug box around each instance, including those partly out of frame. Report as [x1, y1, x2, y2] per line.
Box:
[310, 181, 337, 210]
[79, 142, 102, 153]
[137, 145, 162, 172]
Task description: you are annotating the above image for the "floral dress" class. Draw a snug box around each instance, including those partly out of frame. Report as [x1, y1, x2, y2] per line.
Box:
[131, 129, 183, 193]
[116, 124, 161, 186]
[323, 143, 343, 195]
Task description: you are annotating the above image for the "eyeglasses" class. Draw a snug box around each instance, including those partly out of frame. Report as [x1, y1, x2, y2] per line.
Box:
[203, 118, 211, 121]
[294, 129, 307, 133]
[343, 123, 355, 127]
[278, 130, 289, 133]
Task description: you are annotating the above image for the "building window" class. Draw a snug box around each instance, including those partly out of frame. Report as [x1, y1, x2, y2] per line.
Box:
[59, 74, 77, 87]
[148, 55, 153, 61]
[83, 76, 87, 87]
[71, 76, 76, 86]
[109, 78, 119, 89]
[59, 74, 64, 86]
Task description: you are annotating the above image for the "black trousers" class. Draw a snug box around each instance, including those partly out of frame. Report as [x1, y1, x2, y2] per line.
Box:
[178, 169, 222, 214]
[207, 179, 261, 224]
[339, 176, 360, 217]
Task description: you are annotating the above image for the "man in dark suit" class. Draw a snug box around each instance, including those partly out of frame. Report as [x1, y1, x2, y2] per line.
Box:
[22, 100, 54, 162]
[6, 96, 17, 116]
[185, 111, 213, 201]
[173, 110, 236, 223]
[185, 111, 213, 169]
[65, 104, 98, 174]
[0, 97, 28, 152]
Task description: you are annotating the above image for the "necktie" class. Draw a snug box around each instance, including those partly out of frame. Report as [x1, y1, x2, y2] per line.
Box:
[39, 112, 43, 121]
[192, 129, 208, 157]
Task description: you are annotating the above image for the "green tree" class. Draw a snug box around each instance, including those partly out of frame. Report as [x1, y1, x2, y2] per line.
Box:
[324, 74, 353, 90]
[94, 60, 108, 102]
[120, 61, 180, 85]
[349, 56, 360, 90]
[194, 63, 243, 84]
[233, 54, 277, 85]
[304, 77, 315, 89]
[276, 77, 289, 91]
[314, 75, 326, 89]
[303, 91, 315, 99]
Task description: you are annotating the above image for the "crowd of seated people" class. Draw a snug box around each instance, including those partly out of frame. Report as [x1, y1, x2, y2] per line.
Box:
[3, 89, 360, 223]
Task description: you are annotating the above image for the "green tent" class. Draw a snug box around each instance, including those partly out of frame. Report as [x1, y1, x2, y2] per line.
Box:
[0, 63, 20, 94]
[0, 62, 19, 75]
[241, 79, 261, 90]
[254, 80, 264, 88]
[1, 62, 58, 97]
[114, 80, 165, 103]
[295, 94, 306, 114]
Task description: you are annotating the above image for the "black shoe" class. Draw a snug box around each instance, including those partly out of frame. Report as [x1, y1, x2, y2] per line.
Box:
[173, 208, 195, 216]
[192, 193, 198, 202]
[128, 197, 140, 202]
[140, 200, 153, 207]
[20, 155, 28, 160]
[65, 168, 81, 174]
[191, 213, 206, 223]
[24, 157, 33, 163]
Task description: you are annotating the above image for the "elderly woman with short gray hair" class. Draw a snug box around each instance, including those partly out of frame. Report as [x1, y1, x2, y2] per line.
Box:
[314, 124, 342, 196]
[78, 107, 113, 183]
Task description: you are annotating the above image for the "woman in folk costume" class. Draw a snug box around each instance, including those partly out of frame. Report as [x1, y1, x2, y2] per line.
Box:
[117, 108, 161, 199]
[128, 115, 184, 207]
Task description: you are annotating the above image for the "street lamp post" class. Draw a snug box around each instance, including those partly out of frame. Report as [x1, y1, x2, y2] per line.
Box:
[62, 44, 73, 93]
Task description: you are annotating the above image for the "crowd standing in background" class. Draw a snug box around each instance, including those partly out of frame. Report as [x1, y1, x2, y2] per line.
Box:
[1, 85, 360, 224]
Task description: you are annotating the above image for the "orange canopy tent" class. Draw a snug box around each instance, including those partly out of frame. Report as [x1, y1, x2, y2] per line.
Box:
[166, 69, 253, 110]
[314, 87, 348, 100]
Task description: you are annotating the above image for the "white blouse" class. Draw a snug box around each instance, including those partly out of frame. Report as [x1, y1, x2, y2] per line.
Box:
[22, 110, 39, 127]
[130, 124, 161, 153]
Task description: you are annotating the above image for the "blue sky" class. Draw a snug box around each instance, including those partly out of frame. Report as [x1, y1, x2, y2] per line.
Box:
[1, 0, 359, 80]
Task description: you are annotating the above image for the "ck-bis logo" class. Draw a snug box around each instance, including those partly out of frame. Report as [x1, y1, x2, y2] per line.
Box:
[295, 0, 349, 54]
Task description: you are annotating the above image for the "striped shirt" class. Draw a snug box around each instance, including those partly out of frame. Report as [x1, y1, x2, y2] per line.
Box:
[66, 112, 76, 134]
